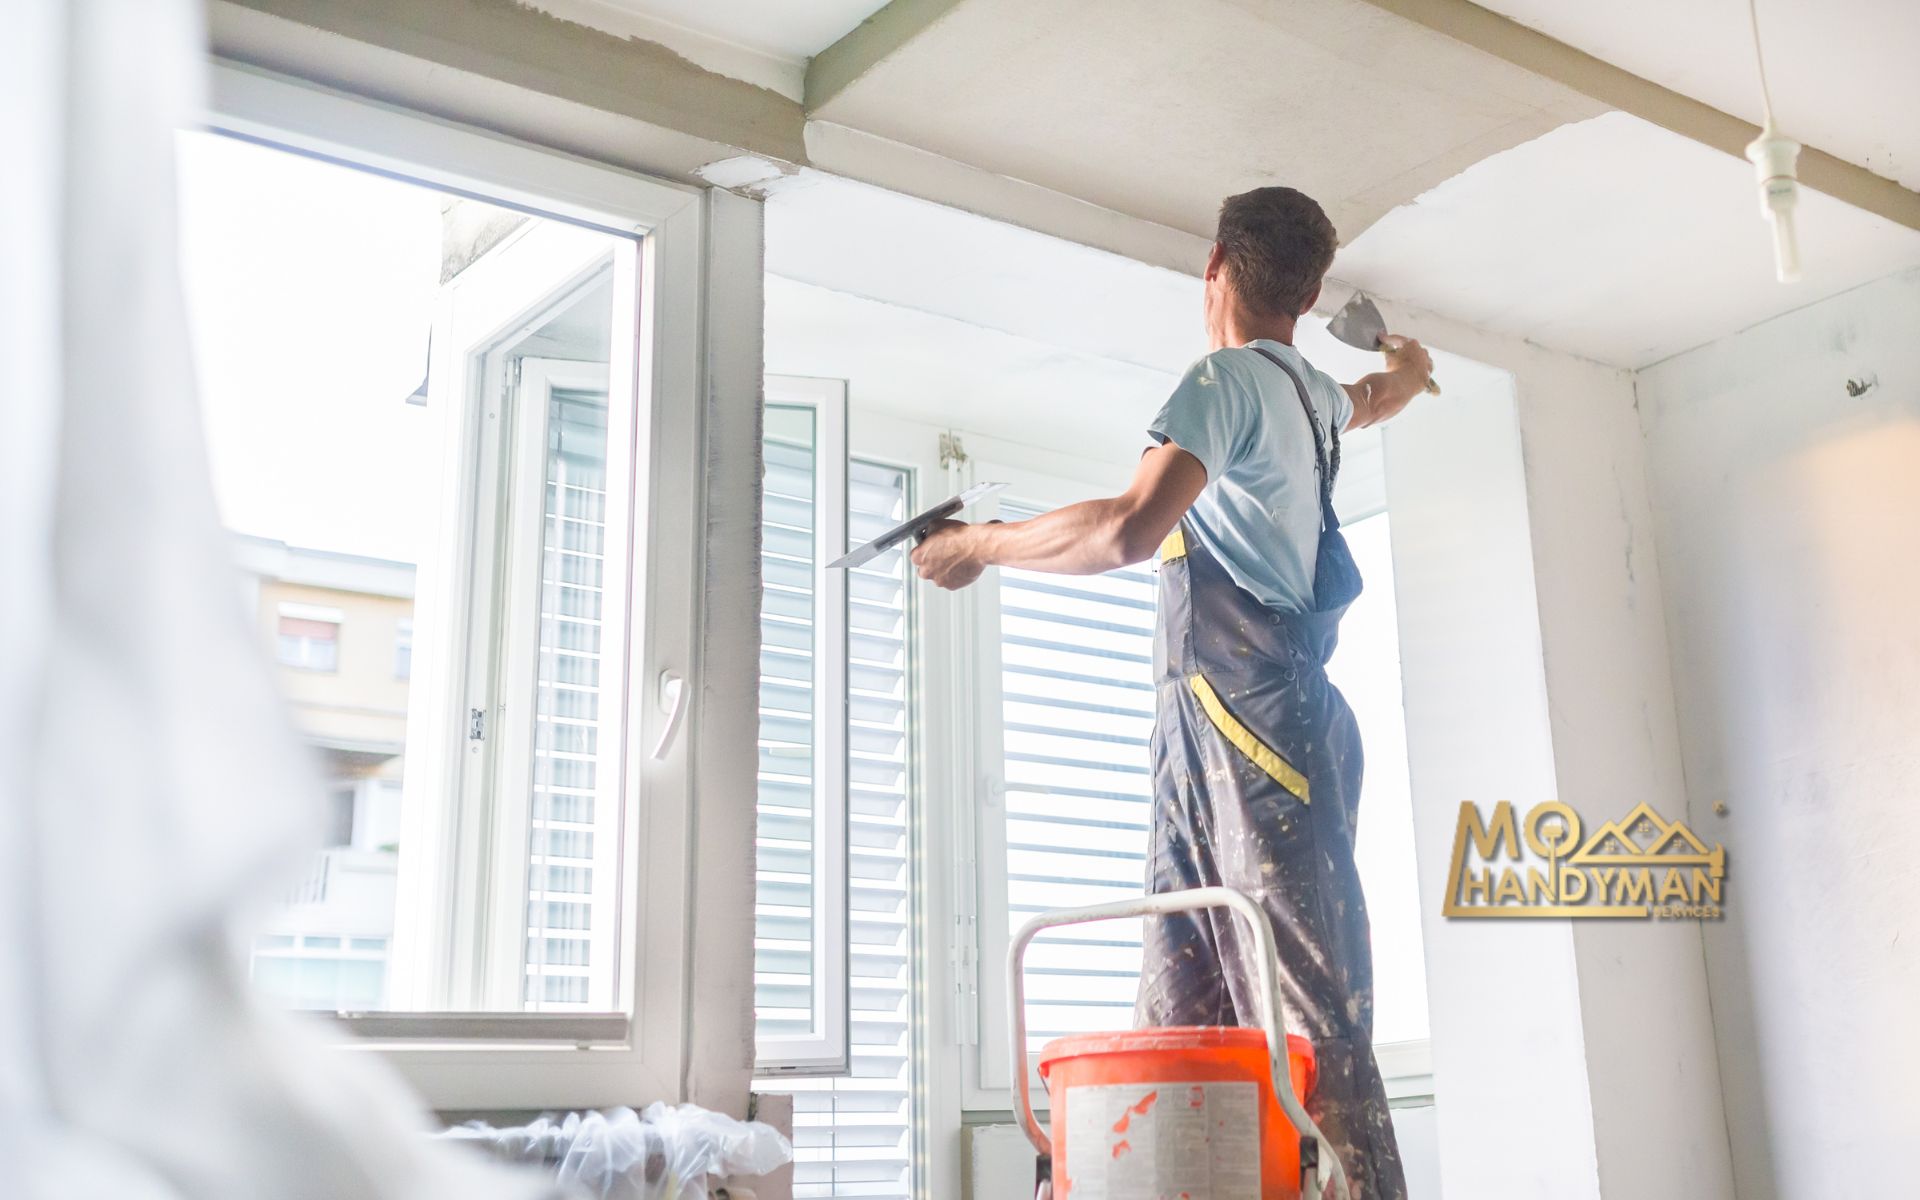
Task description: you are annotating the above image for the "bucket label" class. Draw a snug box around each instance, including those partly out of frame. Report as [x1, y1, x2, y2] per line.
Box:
[1061, 1080, 1258, 1199]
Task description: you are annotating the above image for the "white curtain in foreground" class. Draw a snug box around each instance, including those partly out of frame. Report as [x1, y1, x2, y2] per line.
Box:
[0, 4, 547, 1197]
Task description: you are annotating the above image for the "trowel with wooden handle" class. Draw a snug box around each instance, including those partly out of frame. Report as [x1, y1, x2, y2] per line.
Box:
[1326, 290, 1440, 395]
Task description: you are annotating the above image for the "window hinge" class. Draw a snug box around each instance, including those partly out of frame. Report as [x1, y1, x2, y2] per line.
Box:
[938, 431, 969, 469]
[952, 911, 979, 1046]
[469, 708, 487, 741]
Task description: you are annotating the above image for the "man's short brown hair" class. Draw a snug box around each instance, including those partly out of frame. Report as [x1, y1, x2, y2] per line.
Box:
[1215, 187, 1338, 317]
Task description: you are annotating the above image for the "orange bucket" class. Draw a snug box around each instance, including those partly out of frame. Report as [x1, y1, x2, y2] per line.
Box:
[1037, 1027, 1316, 1200]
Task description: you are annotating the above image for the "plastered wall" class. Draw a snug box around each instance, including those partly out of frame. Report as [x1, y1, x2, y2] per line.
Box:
[1635, 267, 1920, 1200]
[1374, 302, 1735, 1199]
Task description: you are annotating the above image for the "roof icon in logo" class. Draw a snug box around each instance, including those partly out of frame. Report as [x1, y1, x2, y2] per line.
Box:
[1569, 801, 1724, 874]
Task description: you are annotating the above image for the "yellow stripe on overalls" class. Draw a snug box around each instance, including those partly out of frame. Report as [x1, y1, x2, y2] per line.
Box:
[1187, 673, 1311, 803]
[1159, 527, 1187, 562]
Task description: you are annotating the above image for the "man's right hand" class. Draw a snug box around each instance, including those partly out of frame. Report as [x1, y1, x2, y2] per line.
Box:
[1378, 333, 1433, 389]
[1343, 334, 1433, 430]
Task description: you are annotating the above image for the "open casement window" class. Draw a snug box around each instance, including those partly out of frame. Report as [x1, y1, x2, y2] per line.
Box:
[196, 65, 709, 1109]
[755, 376, 852, 1074]
[955, 428, 1433, 1107]
[754, 398, 920, 1196]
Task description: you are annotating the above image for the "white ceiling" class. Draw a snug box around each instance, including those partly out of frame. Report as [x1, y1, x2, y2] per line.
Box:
[764, 174, 1454, 501]
[534, 0, 1919, 369]
[1336, 112, 1920, 367]
[522, 0, 890, 98]
[1475, 0, 1920, 190]
[766, 274, 1174, 468]
[765, 172, 1207, 376]
[808, 0, 1603, 242]
[764, 170, 1430, 385]
[556, 0, 885, 60]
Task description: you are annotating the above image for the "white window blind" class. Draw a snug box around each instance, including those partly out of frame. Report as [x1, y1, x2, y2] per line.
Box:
[522, 382, 612, 1011]
[757, 450, 917, 1199]
[996, 501, 1159, 1051]
[758, 415, 828, 1047]
[756, 388, 850, 1073]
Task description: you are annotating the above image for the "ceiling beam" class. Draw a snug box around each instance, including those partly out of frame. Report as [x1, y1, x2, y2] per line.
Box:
[810, 0, 1918, 234]
[805, 0, 968, 113]
[217, 0, 807, 165]
[1357, 0, 1920, 232]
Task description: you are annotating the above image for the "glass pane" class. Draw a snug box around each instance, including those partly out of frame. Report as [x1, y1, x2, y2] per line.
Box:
[178, 129, 633, 1013]
[757, 405, 819, 1037]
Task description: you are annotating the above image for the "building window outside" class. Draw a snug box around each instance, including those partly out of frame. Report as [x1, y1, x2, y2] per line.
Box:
[325, 785, 357, 849]
[394, 617, 412, 679]
[276, 605, 341, 672]
[250, 933, 390, 1011]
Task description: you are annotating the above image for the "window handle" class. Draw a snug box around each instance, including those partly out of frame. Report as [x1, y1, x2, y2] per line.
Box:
[650, 670, 688, 761]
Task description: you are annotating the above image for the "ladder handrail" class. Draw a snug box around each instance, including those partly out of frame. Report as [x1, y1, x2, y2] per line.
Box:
[1006, 886, 1350, 1200]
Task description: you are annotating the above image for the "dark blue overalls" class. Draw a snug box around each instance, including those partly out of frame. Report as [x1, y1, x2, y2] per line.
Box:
[1135, 348, 1407, 1199]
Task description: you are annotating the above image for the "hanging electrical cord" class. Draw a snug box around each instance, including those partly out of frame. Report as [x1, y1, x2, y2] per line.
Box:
[1744, 0, 1803, 282]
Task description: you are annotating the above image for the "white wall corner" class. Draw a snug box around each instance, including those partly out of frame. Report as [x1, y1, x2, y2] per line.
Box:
[1508, 345, 1735, 1200]
[684, 187, 766, 1116]
[1382, 346, 1600, 1199]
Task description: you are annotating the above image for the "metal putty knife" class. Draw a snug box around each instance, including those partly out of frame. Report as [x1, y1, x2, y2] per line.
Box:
[1327, 291, 1441, 395]
[828, 481, 1008, 571]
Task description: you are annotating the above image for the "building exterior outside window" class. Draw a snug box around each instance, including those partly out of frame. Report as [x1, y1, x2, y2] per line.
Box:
[237, 536, 414, 1011]
[276, 604, 342, 671]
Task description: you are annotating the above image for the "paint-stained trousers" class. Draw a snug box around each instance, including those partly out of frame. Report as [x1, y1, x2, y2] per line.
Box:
[1134, 522, 1407, 1200]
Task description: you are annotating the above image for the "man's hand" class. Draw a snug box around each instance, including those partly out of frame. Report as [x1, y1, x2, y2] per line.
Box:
[1344, 334, 1433, 430]
[1379, 333, 1432, 391]
[911, 519, 988, 590]
[907, 443, 1205, 584]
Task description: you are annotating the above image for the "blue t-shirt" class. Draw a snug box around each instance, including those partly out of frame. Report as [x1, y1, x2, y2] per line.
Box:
[1147, 339, 1352, 615]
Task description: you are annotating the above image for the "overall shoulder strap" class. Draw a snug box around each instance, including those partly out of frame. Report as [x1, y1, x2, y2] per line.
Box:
[1248, 345, 1341, 521]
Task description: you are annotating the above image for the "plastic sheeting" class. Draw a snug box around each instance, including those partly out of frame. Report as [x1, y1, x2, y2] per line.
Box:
[0, 2, 552, 1197]
[446, 1104, 791, 1199]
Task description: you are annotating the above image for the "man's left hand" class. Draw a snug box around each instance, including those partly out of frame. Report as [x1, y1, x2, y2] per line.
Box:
[911, 519, 988, 590]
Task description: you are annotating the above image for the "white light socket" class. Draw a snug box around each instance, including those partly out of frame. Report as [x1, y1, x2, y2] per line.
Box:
[1745, 130, 1803, 283]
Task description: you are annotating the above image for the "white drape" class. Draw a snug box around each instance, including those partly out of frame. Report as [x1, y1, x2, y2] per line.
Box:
[0, 4, 549, 1196]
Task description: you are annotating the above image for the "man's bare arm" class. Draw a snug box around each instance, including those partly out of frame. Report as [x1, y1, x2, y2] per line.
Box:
[910, 442, 1207, 589]
[1342, 334, 1433, 430]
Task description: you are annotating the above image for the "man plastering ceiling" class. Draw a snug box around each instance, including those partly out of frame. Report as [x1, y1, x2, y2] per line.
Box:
[912, 187, 1435, 1200]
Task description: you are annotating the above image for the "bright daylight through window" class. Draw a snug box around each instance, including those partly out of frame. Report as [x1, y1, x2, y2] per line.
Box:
[178, 130, 639, 1016]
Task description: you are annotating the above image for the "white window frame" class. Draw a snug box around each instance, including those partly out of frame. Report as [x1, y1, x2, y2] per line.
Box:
[205, 63, 708, 1110]
[490, 356, 625, 1014]
[754, 375, 852, 1076]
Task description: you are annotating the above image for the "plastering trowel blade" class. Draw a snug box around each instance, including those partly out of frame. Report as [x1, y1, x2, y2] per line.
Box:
[828, 481, 1008, 571]
[1327, 291, 1440, 395]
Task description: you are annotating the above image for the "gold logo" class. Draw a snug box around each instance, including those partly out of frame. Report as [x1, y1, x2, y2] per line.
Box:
[1442, 801, 1726, 919]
